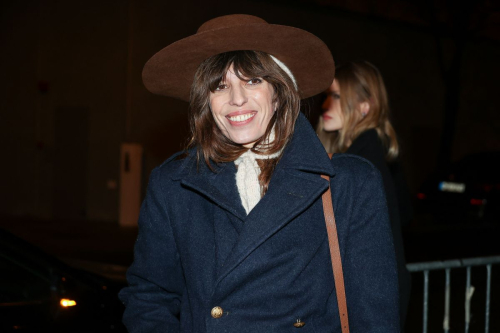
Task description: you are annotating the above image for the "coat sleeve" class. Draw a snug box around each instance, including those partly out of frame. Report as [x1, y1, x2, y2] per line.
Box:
[118, 167, 185, 333]
[342, 165, 400, 332]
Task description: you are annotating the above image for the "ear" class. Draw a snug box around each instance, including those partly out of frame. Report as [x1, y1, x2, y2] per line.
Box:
[359, 101, 370, 116]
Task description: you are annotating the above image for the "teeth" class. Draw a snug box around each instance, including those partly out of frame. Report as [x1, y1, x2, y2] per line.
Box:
[228, 113, 255, 122]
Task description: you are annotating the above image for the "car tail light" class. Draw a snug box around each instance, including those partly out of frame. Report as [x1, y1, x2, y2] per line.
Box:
[417, 193, 426, 200]
[483, 185, 493, 192]
[470, 198, 486, 206]
[60, 299, 77, 307]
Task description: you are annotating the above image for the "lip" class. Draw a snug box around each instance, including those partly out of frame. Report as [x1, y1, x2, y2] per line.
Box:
[322, 113, 332, 120]
[226, 110, 257, 126]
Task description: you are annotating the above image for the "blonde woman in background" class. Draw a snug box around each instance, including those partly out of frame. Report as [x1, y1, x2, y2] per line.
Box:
[317, 60, 412, 330]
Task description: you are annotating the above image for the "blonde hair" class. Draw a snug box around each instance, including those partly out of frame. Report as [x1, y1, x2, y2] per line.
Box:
[316, 61, 399, 160]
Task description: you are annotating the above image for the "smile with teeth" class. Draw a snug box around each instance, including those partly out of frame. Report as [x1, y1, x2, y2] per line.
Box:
[227, 112, 256, 122]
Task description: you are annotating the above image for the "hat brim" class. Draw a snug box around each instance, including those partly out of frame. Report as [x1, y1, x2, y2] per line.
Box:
[142, 23, 335, 101]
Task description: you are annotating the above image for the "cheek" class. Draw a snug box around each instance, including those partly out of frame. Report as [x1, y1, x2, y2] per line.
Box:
[211, 111, 226, 132]
[209, 99, 225, 120]
[262, 87, 275, 111]
[263, 105, 276, 125]
[211, 114, 231, 138]
[208, 103, 224, 128]
[332, 102, 342, 115]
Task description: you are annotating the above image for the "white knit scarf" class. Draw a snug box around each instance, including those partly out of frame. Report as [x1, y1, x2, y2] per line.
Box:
[234, 132, 281, 215]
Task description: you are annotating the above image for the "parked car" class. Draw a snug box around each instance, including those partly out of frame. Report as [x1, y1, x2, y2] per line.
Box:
[416, 151, 500, 223]
[0, 228, 126, 332]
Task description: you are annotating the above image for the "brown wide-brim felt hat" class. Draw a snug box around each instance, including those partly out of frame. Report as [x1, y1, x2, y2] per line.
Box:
[142, 14, 335, 101]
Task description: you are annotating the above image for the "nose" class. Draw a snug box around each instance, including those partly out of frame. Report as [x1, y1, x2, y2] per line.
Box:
[229, 84, 248, 107]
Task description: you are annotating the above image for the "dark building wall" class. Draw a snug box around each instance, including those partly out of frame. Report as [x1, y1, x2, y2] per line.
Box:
[455, 40, 500, 156]
[0, 0, 129, 220]
[1, 0, 498, 222]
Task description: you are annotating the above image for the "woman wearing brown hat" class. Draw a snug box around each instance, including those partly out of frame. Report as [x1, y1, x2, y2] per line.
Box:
[119, 15, 399, 332]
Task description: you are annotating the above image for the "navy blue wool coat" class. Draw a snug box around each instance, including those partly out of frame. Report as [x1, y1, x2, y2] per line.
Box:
[119, 114, 400, 332]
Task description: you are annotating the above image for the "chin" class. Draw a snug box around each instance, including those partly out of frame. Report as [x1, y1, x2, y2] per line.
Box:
[230, 132, 263, 146]
[231, 136, 258, 146]
[323, 122, 342, 132]
[323, 126, 338, 132]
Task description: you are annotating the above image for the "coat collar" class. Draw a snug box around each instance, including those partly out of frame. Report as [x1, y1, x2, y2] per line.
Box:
[171, 113, 334, 181]
[277, 113, 335, 176]
[171, 113, 334, 220]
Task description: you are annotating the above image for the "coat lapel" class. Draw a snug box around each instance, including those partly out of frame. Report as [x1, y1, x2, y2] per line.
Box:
[180, 161, 247, 221]
[215, 167, 329, 285]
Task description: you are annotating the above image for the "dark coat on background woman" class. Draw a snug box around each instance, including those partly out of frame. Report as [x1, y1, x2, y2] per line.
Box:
[346, 128, 412, 328]
[119, 114, 399, 332]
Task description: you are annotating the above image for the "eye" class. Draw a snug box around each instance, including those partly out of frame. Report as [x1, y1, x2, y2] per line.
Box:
[247, 78, 262, 85]
[327, 92, 340, 99]
[215, 83, 228, 91]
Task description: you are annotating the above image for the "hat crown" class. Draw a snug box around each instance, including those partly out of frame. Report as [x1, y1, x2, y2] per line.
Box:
[197, 14, 268, 33]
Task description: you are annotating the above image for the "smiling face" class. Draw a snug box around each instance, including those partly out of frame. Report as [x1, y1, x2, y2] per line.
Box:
[321, 79, 344, 132]
[209, 65, 276, 148]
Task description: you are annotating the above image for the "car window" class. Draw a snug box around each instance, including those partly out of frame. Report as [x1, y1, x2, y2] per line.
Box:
[0, 254, 51, 304]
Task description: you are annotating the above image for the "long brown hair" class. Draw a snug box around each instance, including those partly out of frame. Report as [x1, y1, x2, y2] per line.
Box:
[317, 61, 399, 160]
[188, 50, 300, 193]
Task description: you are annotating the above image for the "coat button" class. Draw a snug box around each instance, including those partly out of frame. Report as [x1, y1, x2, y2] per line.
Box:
[211, 306, 224, 318]
[293, 319, 305, 328]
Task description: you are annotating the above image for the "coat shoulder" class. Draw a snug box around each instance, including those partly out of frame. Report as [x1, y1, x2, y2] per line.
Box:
[154, 150, 196, 181]
[330, 152, 383, 191]
[331, 153, 378, 178]
[143, 151, 198, 208]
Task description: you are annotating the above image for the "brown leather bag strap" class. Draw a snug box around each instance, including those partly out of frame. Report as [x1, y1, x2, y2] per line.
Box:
[321, 154, 350, 332]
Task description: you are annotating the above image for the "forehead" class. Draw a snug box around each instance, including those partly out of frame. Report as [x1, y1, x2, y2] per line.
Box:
[329, 79, 340, 91]
[221, 64, 250, 81]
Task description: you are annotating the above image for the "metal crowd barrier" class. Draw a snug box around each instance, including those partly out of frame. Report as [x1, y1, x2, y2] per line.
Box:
[407, 255, 500, 333]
